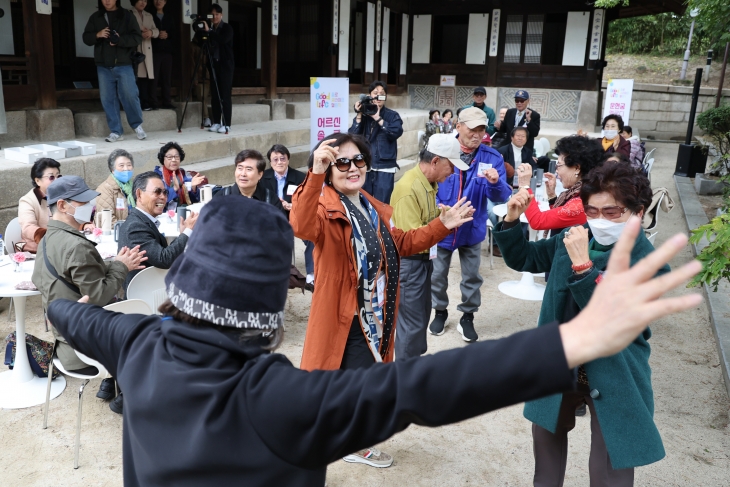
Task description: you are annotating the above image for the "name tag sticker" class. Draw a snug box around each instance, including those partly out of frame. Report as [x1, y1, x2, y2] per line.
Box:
[116, 197, 126, 210]
[376, 274, 386, 307]
[429, 244, 438, 260]
[477, 162, 493, 178]
[286, 184, 297, 196]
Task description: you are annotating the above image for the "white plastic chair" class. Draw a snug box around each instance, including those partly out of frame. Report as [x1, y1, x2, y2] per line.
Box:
[44, 349, 110, 469]
[646, 232, 658, 246]
[126, 267, 169, 315]
[487, 220, 494, 269]
[645, 158, 655, 182]
[4, 217, 21, 255]
[533, 143, 545, 158]
[104, 299, 153, 315]
[539, 137, 550, 157]
[643, 148, 656, 166]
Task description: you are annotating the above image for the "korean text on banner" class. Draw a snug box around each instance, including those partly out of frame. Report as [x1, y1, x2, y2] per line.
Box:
[310, 77, 350, 150]
[602, 79, 634, 125]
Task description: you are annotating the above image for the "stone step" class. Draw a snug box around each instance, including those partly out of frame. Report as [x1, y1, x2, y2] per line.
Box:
[286, 102, 310, 119]
[204, 103, 271, 126]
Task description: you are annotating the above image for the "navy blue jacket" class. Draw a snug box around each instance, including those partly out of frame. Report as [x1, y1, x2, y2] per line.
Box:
[436, 144, 512, 250]
[48, 299, 574, 486]
[348, 106, 404, 170]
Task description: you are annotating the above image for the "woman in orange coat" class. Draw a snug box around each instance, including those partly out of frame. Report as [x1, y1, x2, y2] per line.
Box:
[290, 132, 473, 468]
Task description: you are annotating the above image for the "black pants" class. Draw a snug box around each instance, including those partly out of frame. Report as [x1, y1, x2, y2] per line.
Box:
[137, 77, 154, 110]
[340, 316, 376, 370]
[208, 60, 234, 127]
[152, 51, 173, 107]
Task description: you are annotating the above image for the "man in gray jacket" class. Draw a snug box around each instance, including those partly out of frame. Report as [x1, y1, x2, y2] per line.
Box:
[32, 176, 146, 372]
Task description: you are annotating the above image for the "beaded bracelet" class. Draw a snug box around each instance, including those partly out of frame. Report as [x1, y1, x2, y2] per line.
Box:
[571, 260, 593, 272]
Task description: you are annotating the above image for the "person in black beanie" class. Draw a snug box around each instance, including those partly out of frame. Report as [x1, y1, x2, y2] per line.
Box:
[46, 196, 701, 486]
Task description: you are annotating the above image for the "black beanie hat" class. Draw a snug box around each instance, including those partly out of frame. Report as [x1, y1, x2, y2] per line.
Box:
[165, 196, 293, 329]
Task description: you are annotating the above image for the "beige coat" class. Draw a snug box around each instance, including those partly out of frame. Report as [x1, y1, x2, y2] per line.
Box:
[17, 188, 50, 253]
[96, 173, 132, 224]
[131, 9, 158, 79]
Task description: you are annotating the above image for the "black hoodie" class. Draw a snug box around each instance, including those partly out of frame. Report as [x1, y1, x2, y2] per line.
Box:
[49, 299, 573, 486]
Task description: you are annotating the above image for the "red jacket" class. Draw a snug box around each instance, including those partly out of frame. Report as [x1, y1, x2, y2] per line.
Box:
[290, 171, 451, 371]
[524, 192, 586, 231]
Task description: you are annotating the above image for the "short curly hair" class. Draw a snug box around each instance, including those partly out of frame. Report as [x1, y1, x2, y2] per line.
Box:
[580, 162, 651, 214]
[158, 142, 186, 166]
[553, 135, 604, 177]
[601, 114, 625, 131]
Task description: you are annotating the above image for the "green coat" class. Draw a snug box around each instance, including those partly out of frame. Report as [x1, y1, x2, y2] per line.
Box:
[462, 103, 496, 135]
[32, 220, 128, 370]
[493, 222, 667, 470]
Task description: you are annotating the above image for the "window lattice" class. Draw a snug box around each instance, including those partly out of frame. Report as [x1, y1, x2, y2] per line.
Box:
[524, 15, 544, 64]
[503, 15, 523, 63]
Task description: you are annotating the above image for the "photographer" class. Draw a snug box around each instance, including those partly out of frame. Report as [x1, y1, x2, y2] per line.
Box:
[82, 0, 146, 143]
[195, 3, 234, 134]
[348, 81, 404, 204]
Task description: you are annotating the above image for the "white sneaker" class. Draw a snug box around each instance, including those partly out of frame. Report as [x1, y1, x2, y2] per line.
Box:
[135, 125, 147, 140]
[208, 123, 221, 132]
[105, 133, 124, 142]
[217, 125, 230, 134]
[306, 274, 314, 285]
[343, 448, 393, 468]
[203, 117, 212, 127]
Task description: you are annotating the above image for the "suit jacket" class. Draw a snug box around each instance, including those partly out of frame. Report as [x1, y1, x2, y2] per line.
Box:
[497, 143, 536, 170]
[497, 108, 541, 151]
[117, 207, 189, 290]
[261, 168, 305, 218]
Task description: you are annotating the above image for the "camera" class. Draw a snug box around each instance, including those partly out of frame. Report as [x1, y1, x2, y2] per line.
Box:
[190, 14, 213, 34]
[356, 94, 386, 116]
[109, 30, 120, 44]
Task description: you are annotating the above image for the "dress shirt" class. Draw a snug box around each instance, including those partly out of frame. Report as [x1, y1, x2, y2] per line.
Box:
[275, 170, 288, 200]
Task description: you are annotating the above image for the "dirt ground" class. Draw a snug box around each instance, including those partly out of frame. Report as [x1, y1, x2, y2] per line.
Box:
[604, 53, 730, 89]
[1, 142, 729, 486]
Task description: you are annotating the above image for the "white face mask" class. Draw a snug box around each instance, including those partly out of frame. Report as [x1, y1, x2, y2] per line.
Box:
[66, 201, 95, 225]
[587, 216, 629, 246]
[602, 129, 618, 140]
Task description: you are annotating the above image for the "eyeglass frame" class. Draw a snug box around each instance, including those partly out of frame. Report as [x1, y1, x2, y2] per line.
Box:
[40, 174, 62, 181]
[330, 154, 367, 172]
[143, 187, 170, 197]
[583, 204, 628, 219]
[164, 154, 182, 160]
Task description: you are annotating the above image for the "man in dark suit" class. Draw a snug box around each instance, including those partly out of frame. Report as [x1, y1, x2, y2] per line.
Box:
[117, 171, 198, 291]
[494, 89, 541, 153]
[496, 127, 536, 176]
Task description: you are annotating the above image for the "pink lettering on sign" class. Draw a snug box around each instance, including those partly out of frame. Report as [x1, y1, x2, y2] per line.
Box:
[317, 130, 325, 140]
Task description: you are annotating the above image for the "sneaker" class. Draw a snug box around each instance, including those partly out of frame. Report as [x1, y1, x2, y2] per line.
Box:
[208, 123, 221, 132]
[203, 117, 212, 127]
[343, 448, 393, 468]
[96, 378, 116, 401]
[575, 403, 587, 417]
[142, 106, 153, 111]
[135, 125, 147, 140]
[105, 132, 124, 143]
[457, 312, 478, 342]
[217, 125, 230, 134]
[429, 309, 448, 336]
[109, 392, 123, 414]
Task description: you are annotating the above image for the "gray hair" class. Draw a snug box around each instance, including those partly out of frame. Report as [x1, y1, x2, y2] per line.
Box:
[108, 149, 135, 173]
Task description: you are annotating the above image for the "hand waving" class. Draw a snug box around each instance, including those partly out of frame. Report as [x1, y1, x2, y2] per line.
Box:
[311, 139, 339, 175]
[439, 197, 474, 230]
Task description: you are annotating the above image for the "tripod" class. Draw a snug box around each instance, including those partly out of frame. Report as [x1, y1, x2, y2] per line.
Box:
[178, 37, 227, 134]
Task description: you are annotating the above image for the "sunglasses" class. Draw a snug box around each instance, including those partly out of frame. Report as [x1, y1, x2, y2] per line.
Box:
[41, 174, 62, 181]
[584, 205, 627, 219]
[146, 188, 170, 197]
[331, 154, 367, 172]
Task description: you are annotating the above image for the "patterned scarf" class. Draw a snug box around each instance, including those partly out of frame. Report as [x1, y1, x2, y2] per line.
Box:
[553, 180, 582, 209]
[162, 166, 192, 205]
[339, 192, 399, 362]
[113, 175, 136, 208]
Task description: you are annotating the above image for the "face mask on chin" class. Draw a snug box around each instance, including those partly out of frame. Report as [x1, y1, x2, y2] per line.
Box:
[602, 129, 619, 140]
[66, 201, 95, 225]
[587, 215, 631, 246]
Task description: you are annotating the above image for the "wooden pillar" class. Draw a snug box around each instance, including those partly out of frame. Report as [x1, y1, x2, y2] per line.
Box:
[261, 0, 277, 98]
[22, 0, 56, 109]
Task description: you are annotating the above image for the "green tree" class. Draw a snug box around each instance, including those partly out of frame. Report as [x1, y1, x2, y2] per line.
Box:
[687, 0, 730, 48]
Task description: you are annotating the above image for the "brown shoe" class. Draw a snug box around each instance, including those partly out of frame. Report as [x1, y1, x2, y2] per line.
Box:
[492, 245, 502, 257]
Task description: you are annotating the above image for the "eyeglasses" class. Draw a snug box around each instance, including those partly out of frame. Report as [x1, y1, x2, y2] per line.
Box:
[584, 205, 628, 219]
[331, 154, 367, 172]
[164, 155, 181, 160]
[145, 188, 170, 197]
[41, 174, 62, 181]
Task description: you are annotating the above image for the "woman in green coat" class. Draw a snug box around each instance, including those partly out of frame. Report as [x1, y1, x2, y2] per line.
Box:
[494, 162, 664, 486]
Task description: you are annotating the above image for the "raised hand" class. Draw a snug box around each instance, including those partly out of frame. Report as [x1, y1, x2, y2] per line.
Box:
[517, 164, 532, 187]
[562, 226, 590, 269]
[184, 211, 199, 230]
[484, 168, 500, 184]
[559, 217, 702, 368]
[116, 245, 148, 271]
[439, 197, 474, 230]
[544, 172, 557, 199]
[311, 139, 339, 175]
[505, 188, 532, 222]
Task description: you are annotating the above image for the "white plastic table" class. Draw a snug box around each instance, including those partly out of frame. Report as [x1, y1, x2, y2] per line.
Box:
[0, 257, 66, 409]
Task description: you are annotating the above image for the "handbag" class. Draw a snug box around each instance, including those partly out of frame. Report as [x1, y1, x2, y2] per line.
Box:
[131, 50, 146, 66]
[4, 332, 59, 379]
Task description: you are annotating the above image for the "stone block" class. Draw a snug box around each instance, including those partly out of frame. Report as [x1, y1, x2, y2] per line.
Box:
[26, 109, 76, 142]
[576, 91, 597, 131]
[208, 103, 270, 126]
[257, 99, 286, 121]
[287, 145, 311, 169]
[75, 110, 177, 138]
[656, 121, 691, 133]
[654, 111, 686, 122]
[627, 120, 657, 131]
[0, 206, 19, 244]
[233, 132, 279, 154]
[286, 102, 310, 119]
[83, 154, 118, 188]
[633, 91, 672, 102]
[657, 101, 691, 112]
[277, 128, 310, 147]
[0, 111, 27, 143]
[171, 101, 204, 129]
[0, 158, 85, 210]
[181, 137, 234, 165]
[694, 173, 727, 195]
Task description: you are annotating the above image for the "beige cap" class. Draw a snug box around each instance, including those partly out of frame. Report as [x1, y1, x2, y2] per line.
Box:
[458, 107, 488, 130]
[425, 134, 469, 171]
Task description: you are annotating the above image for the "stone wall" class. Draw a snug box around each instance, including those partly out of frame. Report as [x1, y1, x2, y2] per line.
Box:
[602, 82, 730, 141]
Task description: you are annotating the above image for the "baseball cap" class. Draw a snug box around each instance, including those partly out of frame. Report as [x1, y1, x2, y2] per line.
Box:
[473, 86, 486, 95]
[47, 175, 99, 205]
[458, 107, 488, 130]
[514, 89, 530, 100]
[426, 134, 469, 171]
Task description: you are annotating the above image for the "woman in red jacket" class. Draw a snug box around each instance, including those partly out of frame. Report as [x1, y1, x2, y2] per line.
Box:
[516, 135, 604, 237]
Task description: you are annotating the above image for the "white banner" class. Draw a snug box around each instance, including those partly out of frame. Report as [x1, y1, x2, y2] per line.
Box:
[602, 79, 634, 125]
[489, 9, 500, 57]
[310, 77, 350, 149]
[36, 0, 51, 15]
[272, 0, 279, 35]
[589, 9, 604, 61]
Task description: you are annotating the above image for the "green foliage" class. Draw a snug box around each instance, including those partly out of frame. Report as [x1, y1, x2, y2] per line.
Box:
[607, 12, 714, 56]
[594, 0, 628, 7]
[689, 213, 730, 291]
[687, 0, 730, 47]
[697, 105, 730, 177]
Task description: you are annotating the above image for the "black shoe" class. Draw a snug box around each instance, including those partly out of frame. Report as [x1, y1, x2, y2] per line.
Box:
[575, 403, 587, 417]
[96, 378, 116, 401]
[304, 282, 314, 293]
[429, 309, 448, 336]
[109, 392, 123, 414]
[457, 312, 478, 342]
